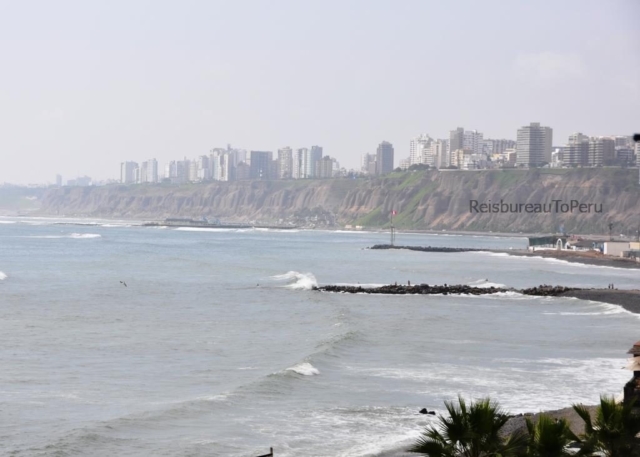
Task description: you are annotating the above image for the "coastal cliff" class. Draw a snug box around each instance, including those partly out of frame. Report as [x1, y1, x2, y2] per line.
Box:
[39, 168, 640, 234]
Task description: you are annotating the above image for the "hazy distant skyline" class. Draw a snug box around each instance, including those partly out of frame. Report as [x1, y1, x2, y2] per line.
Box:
[1, 0, 639, 184]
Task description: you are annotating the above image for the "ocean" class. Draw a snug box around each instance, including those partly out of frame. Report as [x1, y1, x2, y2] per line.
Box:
[0, 217, 638, 456]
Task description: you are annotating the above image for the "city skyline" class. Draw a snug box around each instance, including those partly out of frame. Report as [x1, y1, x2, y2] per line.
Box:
[43, 124, 640, 186]
[1, 1, 639, 184]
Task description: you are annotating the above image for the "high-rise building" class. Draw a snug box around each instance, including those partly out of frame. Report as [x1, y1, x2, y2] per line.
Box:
[614, 136, 632, 149]
[588, 137, 615, 166]
[250, 151, 273, 180]
[278, 147, 293, 179]
[176, 159, 189, 184]
[291, 149, 304, 179]
[484, 139, 516, 155]
[516, 122, 553, 167]
[361, 153, 376, 174]
[236, 161, 251, 180]
[187, 160, 198, 182]
[317, 156, 334, 178]
[463, 130, 484, 155]
[409, 134, 433, 166]
[308, 146, 323, 178]
[120, 161, 138, 184]
[563, 132, 589, 167]
[449, 127, 464, 154]
[139, 161, 148, 183]
[433, 140, 449, 168]
[376, 141, 394, 175]
[147, 159, 158, 183]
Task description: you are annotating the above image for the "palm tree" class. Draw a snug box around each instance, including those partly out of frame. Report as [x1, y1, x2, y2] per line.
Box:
[409, 396, 526, 457]
[524, 414, 577, 457]
[573, 396, 640, 457]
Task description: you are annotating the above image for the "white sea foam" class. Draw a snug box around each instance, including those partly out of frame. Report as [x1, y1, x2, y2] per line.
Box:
[0, 271, 7, 280]
[544, 302, 635, 317]
[70, 233, 101, 239]
[101, 224, 130, 228]
[174, 227, 238, 232]
[468, 279, 507, 289]
[271, 271, 318, 290]
[19, 233, 102, 239]
[286, 362, 320, 376]
[0, 220, 16, 224]
[472, 251, 638, 272]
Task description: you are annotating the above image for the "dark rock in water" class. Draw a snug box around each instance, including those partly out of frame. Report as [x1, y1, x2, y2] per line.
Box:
[419, 408, 428, 414]
[427, 411, 436, 415]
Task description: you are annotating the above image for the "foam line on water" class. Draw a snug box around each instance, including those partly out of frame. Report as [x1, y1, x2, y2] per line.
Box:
[471, 251, 640, 271]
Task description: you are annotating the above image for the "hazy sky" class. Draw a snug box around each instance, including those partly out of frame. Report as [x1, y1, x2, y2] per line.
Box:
[1, 0, 639, 184]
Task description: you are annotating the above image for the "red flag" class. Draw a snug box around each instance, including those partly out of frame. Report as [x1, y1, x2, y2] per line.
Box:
[391, 210, 397, 216]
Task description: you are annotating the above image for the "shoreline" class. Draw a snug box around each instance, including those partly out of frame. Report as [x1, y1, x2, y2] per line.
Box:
[315, 283, 640, 315]
[497, 249, 640, 270]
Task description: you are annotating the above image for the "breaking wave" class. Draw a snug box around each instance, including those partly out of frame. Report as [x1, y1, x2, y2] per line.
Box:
[0, 271, 7, 280]
[270, 271, 318, 290]
[285, 362, 320, 376]
[468, 279, 507, 289]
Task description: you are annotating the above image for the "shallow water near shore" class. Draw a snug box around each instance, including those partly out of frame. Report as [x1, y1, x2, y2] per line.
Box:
[0, 218, 639, 456]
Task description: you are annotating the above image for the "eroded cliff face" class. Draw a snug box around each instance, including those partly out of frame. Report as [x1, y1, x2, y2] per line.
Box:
[40, 169, 640, 234]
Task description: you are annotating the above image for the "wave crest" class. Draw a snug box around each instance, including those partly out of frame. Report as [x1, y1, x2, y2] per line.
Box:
[0, 271, 6, 280]
[285, 362, 320, 376]
[70, 233, 101, 239]
[271, 271, 318, 290]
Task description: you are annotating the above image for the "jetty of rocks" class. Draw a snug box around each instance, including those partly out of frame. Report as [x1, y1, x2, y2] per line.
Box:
[313, 284, 582, 296]
[369, 244, 481, 253]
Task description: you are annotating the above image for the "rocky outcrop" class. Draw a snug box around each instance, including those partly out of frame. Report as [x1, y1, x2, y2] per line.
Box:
[39, 168, 640, 234]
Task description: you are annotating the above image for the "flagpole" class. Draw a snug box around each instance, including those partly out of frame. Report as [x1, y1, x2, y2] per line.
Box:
[390, 210, 395, 246]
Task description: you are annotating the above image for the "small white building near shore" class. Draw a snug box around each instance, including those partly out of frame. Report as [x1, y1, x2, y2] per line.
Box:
[604, 241, 630, 257]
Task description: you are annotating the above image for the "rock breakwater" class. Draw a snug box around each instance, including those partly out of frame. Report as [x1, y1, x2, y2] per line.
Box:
[370, 244, 480, 253]
[314, 284, 507, 295]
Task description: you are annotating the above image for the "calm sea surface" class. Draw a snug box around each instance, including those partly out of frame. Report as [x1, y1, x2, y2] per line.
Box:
[0, 217, 638, 456]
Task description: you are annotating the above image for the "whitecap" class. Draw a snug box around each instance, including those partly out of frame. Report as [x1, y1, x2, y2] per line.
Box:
[69, 233, 101, 239]
[0, 271, 7, 280]
[286, 362, 320, 376]
[270, 271, 318, 290]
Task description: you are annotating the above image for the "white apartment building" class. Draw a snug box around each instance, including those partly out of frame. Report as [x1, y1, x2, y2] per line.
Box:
[409, 134, 433, 166]
[278, 147, 293, 179]
[516, 122, 553, 167]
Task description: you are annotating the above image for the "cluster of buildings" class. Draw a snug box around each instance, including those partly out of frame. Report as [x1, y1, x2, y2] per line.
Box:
[51, 124, 639, 187]
[392, 123, 639, 172]
[118, 145, 342, 184]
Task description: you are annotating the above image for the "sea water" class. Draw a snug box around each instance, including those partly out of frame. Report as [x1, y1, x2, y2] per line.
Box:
[0, 218, 638, 456]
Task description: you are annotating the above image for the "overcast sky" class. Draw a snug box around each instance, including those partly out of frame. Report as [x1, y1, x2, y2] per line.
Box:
[1, 0, 638, 184]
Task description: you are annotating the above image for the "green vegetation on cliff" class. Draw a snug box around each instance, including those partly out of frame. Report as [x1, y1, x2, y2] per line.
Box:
[39, 168, 640, 235]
